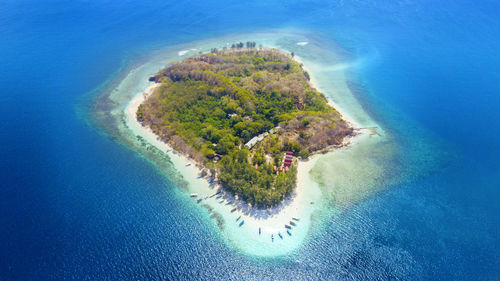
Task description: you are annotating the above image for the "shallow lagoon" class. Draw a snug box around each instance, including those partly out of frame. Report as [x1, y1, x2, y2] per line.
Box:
[93, 30, 444, 256]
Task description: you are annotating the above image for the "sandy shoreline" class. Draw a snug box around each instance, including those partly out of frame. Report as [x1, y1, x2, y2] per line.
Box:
[124, 63, 363, 255]
[90, 28, 391, 256]
[126, 82, 327, 217]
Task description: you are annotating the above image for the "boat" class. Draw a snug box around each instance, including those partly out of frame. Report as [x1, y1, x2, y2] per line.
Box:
[236, 216, 241, 221]
[292, 217, 300, 221]
[290, 221, 296, 226]
[197, 198, 202, 203]
[287, 230, 292, 236]
[271, 234, 274, 242]
[285, 225, 292, 229]
[190, 193, 198, 197]
[185, 163, 191, 167]
[259, 227, 261, 235]
[231, 207, 237, 212]
[278, 232, 283, 239]
[239, 220, 244, 227]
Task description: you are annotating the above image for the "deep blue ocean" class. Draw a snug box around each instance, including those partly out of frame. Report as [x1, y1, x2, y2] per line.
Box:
[1, 0, 499, 280]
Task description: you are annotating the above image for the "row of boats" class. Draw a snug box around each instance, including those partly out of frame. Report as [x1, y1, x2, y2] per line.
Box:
[270, 217, 300, 242]
[190, 191, 224, 204]
[190, 192, 301, 241]
[191, 192, 245, 227]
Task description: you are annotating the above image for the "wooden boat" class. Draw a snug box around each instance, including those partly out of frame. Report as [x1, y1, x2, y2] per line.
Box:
[292, 217, 300, 221]
[285, 225, 292, 229]
[231, 207, 237, 212]
[290, 221, 296, 226]
[190, 193, 198, 197]
[259, 227, 261, 235]
[185, 163, 191, 167]
[278, 232, 283, 239]
[287, 230, 292, 236]
[196, 198, 202, 203]
[239, 220, 244, 227]
[209, 191, 221, 198]
[236, 216, 241, 221]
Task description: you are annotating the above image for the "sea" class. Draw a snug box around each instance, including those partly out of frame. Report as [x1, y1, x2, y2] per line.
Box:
[1, 0, 499, 280]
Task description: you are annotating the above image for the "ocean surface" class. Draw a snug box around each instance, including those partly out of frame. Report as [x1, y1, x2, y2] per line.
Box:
[1, 0, 499, 280]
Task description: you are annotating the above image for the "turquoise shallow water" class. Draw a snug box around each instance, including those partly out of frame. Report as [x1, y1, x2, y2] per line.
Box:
[106, 31, 401, 257]
[1, 0, 499, 280]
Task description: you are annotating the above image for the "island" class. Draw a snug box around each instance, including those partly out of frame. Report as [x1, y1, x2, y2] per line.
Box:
[136, 43, 353, 208]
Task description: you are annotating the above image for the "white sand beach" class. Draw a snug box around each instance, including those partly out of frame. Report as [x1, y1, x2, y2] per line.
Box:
[107, 30, 387, 256]
[124, 71, 363, 256]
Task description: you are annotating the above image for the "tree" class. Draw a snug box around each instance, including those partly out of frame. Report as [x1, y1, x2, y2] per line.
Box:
[136, 104, 145, 122]
[299, 149, 310, 159]
[292, 143, 301, 155]
[224, 101, 239, 113]
[303, 71, 310, 81]
[253, 149, 266, 165]
[215, 137, 235, 155]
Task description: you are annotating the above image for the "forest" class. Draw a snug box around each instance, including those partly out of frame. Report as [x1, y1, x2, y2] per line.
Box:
[138, 44, 352, 207]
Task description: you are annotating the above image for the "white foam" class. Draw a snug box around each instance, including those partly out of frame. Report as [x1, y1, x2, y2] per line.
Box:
[178, 49, 190, 56]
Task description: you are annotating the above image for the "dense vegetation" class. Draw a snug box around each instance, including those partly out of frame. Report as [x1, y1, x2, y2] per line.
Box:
[138, 44, 352, 207]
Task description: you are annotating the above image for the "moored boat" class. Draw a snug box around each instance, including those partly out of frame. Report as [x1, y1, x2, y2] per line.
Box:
[278, 232, 283, 239]
[239, 220, 244, 227]
[287, 230, 292, 236]
[190, 193, 198, 197]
